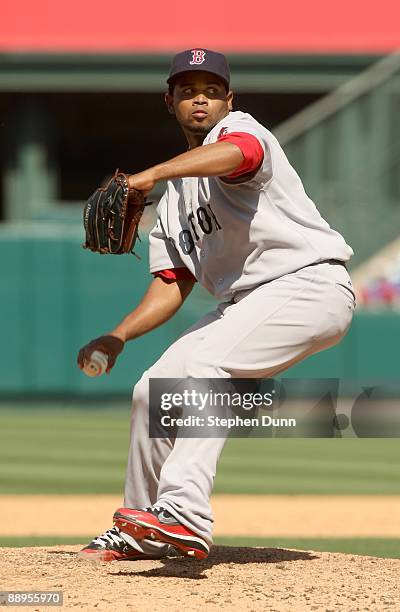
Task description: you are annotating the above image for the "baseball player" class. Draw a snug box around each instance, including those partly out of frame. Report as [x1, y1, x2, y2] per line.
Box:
[77, 49, 356, 561]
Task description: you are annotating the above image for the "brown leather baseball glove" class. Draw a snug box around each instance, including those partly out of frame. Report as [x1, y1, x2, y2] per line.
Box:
[82, 170, 146, 255]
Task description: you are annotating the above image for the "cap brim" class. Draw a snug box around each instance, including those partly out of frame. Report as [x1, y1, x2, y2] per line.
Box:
[167, 70, 229, 89]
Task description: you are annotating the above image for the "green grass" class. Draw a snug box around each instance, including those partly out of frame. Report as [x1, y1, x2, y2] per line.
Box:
[1, 536, 399, 559]
[1, 405, 400, 494]
[0, 536, 88, 547]
[0, 406, 129, 494]
[216, 537, 400, 559]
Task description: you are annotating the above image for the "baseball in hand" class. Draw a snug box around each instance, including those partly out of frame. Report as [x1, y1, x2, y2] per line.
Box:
[83, 350, 109, 377]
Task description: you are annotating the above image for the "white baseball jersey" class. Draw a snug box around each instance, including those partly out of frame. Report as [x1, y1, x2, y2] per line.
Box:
[149, 110, 353, 300]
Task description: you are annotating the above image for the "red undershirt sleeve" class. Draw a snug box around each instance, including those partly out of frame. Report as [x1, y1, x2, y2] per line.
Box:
[153, 267, 197, 282]
[217, 131, 264, 179]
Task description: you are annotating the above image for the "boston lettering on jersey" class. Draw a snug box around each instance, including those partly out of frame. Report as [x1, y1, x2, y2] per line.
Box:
[154, 131, 263, 280]
[179, 203, 221, 255]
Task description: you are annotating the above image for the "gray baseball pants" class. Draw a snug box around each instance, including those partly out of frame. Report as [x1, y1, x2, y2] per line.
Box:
[123, 261, 355, 550]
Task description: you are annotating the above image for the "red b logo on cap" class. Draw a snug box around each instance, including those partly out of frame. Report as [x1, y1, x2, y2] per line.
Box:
[190, 50, 206, 65]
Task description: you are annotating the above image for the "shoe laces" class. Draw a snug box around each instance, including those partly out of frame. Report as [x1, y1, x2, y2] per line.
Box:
[93, 526, 127, 548]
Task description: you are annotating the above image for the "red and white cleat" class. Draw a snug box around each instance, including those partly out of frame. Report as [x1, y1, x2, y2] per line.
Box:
[113, 506, 210, 560]
[78, 526, 170, 562]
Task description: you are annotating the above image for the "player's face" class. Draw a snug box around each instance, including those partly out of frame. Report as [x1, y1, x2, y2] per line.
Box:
[165, 72, 233, 144]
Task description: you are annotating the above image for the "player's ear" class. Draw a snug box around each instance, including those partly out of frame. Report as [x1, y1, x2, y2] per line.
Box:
[227, 90, 233, 112]
[165, 93, 176, 115]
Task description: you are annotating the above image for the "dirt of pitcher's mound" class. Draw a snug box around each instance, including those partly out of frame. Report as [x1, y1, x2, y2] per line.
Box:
[1, 545, 400, 611]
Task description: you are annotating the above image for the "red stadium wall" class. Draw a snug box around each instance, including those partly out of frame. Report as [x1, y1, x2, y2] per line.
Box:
[2, 0, 400, 53]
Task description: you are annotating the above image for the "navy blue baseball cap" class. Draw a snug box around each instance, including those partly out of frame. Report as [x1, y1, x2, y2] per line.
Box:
[167, 49, 230, 89]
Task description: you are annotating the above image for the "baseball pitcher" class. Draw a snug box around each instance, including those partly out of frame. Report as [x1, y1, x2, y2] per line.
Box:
[77, 49, 356, 561]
